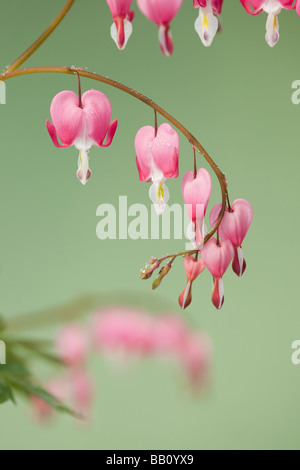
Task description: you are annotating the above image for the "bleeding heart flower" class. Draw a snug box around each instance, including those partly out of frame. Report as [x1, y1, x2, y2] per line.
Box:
[46, 90, 118, 185]
[55, 324, 89, 367]
[106, 0, 135, 50]
[135, 123, 179, 215]
[210, 199, 253, 277]
[137, 0, 183, 55]
[178, 256, 205, 309]
[200, 237, 234, 309]
[240, 0, 295, 47]
[194, 0, 223, 46]
[69, 369, 94, 419]
[182, 168, 212, 247]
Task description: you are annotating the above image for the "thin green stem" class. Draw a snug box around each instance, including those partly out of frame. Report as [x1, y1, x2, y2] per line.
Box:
[0, 66, 228, 242]
[3, 0, 75, 73]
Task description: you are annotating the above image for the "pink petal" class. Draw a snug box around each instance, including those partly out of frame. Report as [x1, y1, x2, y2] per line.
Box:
[46, 120, 69, 148]
[210, 199, 253, 247]
[239, 0, 264, 15]
[151, 123, 179, 178]
[135, 126, 155, 182]
[137, 0, 183, 25]
[49, 90, 84, 147]
[81, 90, 116, 147]
[200, 237, 234, 278]
[212, 276, 224, 309]
[106, 0, 134, 17]
[184, 255, 205, 281]
[182, 168, 212, 222]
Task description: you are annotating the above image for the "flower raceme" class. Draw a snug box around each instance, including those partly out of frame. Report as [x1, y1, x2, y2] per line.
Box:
[210, 199, 253, 277]
[193, 0, 224, 47]
[182, 168, 212, 247]
[106, 0, 135, 50]
[137, 0, 183, 55]
[135, 123, 179, 215]
[240, 0, 296, 47]
[46, 90, 118, 185]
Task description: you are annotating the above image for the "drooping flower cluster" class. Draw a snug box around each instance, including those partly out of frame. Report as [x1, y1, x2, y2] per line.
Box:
[105, 0, 299, 52]
[31, 307, 211, 421]
[137, 120, 253, 310]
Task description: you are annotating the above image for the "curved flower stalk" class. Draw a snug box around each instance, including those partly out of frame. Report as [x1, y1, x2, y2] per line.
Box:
[240, 0, 296, 47]
[46, 89, 118, 185]
[135, 123, 179, 214]
[106, 0, 135, 50]
[137, 0, 183, 55]
[193, 0, 224, 47]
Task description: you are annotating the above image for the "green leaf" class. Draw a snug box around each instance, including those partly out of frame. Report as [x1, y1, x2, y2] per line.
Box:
[0, 361, 30, 377]
[0, 379, 16, 404]
[7, 376, 82, 419]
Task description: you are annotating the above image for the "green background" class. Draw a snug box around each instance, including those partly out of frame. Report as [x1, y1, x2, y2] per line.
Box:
[0, 0, 300, 450]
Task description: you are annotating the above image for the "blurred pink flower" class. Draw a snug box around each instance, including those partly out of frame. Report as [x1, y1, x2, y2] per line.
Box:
[31, 378, 66, 423]
[181, 332, 212, 389]
[69, 369, 94, 419]
[55, 324, 89, 367]
[92, 307, 155, 355]
[152, 314, 188, 354]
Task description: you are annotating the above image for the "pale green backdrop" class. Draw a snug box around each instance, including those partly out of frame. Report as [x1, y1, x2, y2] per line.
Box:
[0, 0, 300, 450]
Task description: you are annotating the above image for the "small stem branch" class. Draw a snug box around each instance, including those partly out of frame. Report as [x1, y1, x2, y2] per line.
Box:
[154, 110, 158, 136]
[0, 66, 228, 242]
[3, 0, 75, 73]
[73, 69, 83, 108]
[193, 147, 197, 178]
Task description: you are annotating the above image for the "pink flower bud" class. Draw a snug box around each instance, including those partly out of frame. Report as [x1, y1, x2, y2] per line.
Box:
[182, 168, 212, 247]
[55, 324, 89, 367]
[200, 237, 234, 309]
[31, 378, 66, 423]
[210, 199, 253, 277]
[46, 90, 117, 184]
[69, 369, 94, 419]
[106, 0, 135, 50]
[178, 256, 205, 309]
[135, 123, 179, 215]
[181, 332, 212, 390]
[137, 0, 183, 55]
